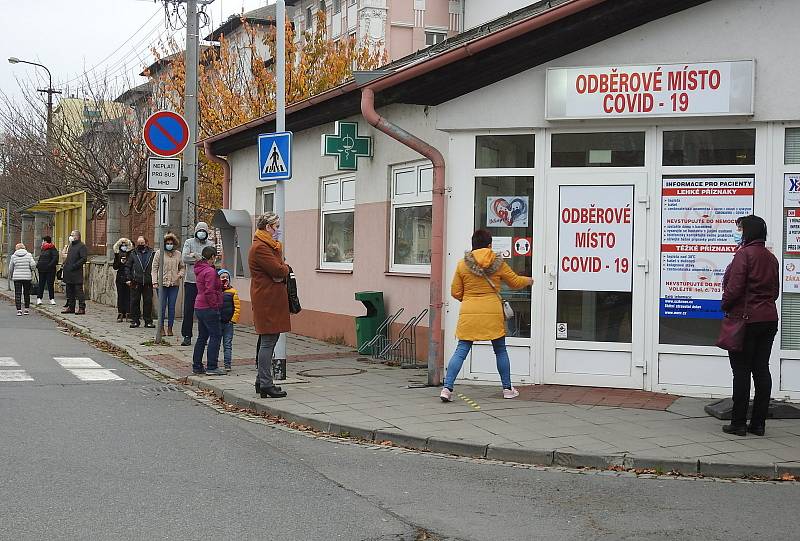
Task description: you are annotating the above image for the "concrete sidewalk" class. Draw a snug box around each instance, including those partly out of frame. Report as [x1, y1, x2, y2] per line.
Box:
[8, 291, 800, 480]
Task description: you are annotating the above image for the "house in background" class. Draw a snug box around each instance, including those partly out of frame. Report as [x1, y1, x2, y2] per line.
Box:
[287, 0, 464, 61]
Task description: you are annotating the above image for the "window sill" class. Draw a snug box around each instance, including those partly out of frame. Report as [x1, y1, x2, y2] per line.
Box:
[316, 268, 353, 274]
[385, 271, 431, 278]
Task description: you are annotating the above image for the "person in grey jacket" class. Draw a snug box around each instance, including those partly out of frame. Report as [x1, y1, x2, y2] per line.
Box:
[180, 222, 214, 346]
[9, 243, 36, 315]
[62, 230, 88, 315]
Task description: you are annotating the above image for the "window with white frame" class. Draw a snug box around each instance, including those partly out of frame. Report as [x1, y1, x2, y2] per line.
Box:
[320, 174, 356, 269]
[390, 161, 433, 273]
[333, 0, 341, 13]
[425, 30, 447, 46]
[258, 186, 275, 214]
[306, 6, 314, 29]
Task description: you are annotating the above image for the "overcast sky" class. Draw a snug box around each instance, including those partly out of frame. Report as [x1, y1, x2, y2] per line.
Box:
[0, 0, 270, 103]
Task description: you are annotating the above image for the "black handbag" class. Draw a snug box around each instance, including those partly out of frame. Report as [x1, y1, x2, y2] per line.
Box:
[287, 265, 301, 314]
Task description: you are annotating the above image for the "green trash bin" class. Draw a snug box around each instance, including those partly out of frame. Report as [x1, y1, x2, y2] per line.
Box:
[355, 291, 386, 352]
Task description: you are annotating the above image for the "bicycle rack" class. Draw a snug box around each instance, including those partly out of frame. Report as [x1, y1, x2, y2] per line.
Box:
[378, 309, 428, 367]
[358, 308, 404, 356]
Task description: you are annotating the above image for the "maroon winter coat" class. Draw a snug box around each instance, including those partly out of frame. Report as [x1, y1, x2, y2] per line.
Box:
[721, 240, 779, 322]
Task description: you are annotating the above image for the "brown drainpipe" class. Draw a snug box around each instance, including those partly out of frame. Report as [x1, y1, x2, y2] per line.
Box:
[361, 88, 445, 387]
[203, 140, 231, 209]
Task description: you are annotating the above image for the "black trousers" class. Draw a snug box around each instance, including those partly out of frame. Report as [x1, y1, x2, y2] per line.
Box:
[65, 283, 86, 310]
[181, 282, 198, 339]
[37, 271, 55, 300]
[729, 320, 778, 427]
[14, 280, 32, 310]
[129, 283, 154, 324]
[116, 280, 130, 315]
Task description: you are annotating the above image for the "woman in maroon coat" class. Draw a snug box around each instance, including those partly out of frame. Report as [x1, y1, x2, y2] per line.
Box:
[720, 215, 779, 436]
[248, 212, 289, 398]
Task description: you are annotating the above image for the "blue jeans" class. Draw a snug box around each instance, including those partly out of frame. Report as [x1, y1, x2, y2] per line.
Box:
[222, 321, 234, 368]
[193, 308, 222, 372]
[159, 286, 179, 328]
[443, 337, 512, 391]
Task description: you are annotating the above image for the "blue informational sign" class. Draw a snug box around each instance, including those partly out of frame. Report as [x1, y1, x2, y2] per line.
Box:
[659, 298, 723, 319]
[258, 132, 292, 181]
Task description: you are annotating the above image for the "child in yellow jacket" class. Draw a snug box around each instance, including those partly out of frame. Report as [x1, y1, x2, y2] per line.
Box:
[218, 269, 241, 372]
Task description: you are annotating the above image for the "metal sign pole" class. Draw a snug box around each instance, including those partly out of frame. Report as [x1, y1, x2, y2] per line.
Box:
[274, 0, 288, 369]
[155, 192, 167, 344]
[6, 203, 11, 291]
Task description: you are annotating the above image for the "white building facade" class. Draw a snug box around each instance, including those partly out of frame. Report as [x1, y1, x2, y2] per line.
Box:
[208, 0, 800, 400]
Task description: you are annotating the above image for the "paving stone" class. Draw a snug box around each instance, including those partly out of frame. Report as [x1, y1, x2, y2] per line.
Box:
[553, 450, 626, 469]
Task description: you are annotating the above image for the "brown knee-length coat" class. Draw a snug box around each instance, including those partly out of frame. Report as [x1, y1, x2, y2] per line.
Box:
[249, 229, 291, 335]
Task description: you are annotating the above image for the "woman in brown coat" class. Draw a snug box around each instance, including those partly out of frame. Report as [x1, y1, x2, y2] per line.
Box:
[249, 212, 289, 398]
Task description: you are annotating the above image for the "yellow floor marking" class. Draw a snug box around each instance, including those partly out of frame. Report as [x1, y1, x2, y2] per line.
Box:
[456, 392, 481, 411]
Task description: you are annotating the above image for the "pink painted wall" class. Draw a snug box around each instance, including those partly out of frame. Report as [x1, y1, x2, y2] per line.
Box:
[391, 26, 414, 60]
[282, 203, 430, 323]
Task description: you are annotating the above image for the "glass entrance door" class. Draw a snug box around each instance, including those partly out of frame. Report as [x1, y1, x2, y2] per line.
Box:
[543, 172, 648, 388]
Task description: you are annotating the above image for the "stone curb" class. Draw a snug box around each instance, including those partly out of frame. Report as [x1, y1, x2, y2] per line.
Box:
[9, 291, 797, 482]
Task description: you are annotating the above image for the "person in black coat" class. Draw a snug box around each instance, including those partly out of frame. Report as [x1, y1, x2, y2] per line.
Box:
[112, 237, 133, 322]
[61, 230, 88, 315]
[36, 235, 59, 305]
[126, 235, 155, 328]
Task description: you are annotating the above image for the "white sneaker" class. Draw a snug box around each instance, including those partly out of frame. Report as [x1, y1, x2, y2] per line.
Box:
[23, 309, 29, 315]
[36, 298, 42, 306]
[503, 387, 520, 399]
[49, 299, 56, 305]
[16, 310, 22, 316]
[439, 388, 453, 402]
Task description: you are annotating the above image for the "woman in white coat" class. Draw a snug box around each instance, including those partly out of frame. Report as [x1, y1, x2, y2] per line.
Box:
[9, 243, 37, 315]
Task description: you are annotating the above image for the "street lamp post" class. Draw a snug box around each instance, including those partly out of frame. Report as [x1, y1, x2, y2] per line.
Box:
[8, 57, 62, 189]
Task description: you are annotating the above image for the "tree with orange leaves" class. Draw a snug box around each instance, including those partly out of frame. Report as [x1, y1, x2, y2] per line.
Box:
[148, 11, 386, 219]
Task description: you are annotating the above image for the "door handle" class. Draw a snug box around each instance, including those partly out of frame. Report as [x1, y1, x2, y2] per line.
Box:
[544, 264, 557, 290]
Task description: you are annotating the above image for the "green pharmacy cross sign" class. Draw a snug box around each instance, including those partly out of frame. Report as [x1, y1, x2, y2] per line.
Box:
[322, 121, 373, 171]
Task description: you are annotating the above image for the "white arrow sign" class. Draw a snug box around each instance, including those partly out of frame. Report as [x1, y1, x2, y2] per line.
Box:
[159, 193, 169, 227]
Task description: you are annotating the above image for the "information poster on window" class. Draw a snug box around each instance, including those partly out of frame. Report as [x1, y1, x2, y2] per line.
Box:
[783, 260, 800, 293]
[486, 196, 529, 227]
[659, 177, 754, 319]
[558, 185, 633, 292]
[492, 236, 512, 259]
[785, 173, 800, 208]
[786, 212, 800, 255]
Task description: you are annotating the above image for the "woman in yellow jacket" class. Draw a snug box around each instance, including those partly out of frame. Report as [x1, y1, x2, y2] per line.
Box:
[440, 229, 532, 402]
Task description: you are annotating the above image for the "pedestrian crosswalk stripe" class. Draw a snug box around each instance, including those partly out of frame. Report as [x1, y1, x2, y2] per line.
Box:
[55, 357, 103, 369]
[0, 370, 34, 382]
[68, 369, 124, 382]
[0, 357, 20, 367]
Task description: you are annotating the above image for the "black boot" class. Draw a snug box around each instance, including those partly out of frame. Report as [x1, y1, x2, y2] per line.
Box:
[130, 320, 140, 328]
[748, 424, 766, 436]
[260, 385, 287, 398]
[723, 424, 747, 436]
[117, 313, 123, 323]
[255, 381, 281, 394]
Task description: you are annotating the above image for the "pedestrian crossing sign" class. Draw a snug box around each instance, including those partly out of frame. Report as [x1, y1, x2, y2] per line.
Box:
[258, 131, 293, 181]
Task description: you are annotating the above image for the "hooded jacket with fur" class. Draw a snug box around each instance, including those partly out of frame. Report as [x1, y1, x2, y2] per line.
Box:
[152, 233, 185, 287]
[450, 248, 530, 341]
[112, 238, 133, 284]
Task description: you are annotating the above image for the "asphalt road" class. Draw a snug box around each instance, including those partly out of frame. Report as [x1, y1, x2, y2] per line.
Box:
[1, 304, 799, 541]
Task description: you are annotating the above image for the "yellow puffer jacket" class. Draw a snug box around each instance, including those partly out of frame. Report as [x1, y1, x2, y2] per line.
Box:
[452, 248, 531, 341]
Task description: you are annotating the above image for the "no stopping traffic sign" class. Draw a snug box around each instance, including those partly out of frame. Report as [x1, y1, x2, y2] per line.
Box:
[143, 111, 190, 157]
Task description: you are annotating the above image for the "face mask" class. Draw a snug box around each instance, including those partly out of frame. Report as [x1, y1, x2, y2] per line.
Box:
[271, 228, 282, 241]
[120, 245, 128, 252]
[165, 244, 174, 251]
[732, 231, 743, 245]
[196, 231, 208, 241]
[68, 236, 75, 243]
[137, 244, 146, 250]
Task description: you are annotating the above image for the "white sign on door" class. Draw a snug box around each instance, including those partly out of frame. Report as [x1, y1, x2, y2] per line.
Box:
[546, 60, 754, 119]
[557, 185, 634, 292]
